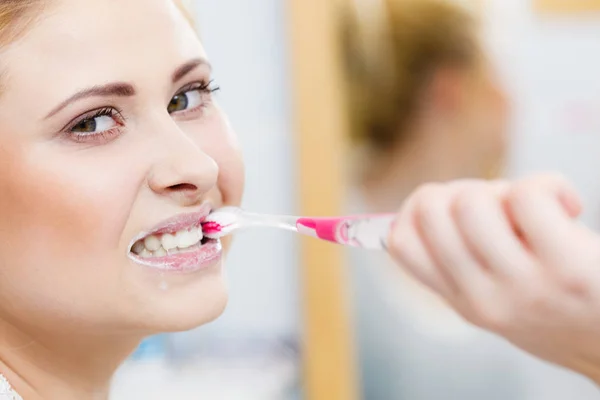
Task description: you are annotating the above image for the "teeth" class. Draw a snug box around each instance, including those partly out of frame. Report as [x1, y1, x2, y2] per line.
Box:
[176, 229, 197, 248]
[140, 248, 152, 258]
[161, 233, 178, 251]
[144, 235, 161, 252]
[153, 247, 167, 257]
[132, 225, 207, 258]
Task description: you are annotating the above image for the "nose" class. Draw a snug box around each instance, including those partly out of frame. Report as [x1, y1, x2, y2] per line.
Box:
[148, 127, 218, 207]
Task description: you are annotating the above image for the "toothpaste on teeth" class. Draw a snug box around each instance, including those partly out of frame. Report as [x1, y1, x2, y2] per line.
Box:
[131, 226, 204, 257]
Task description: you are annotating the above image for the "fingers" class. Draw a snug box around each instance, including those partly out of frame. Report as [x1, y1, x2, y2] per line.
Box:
[388, 181, 497, 303]
[507, 174, 592, 266]
[452, 182, 537, 279]
[388, 174, 589, 301]
[414, 184, 492, 296]
[387, 174, 598, 341]
[388, 186, 455, 299]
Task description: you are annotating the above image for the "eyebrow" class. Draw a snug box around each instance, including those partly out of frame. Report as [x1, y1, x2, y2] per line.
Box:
[45, 83, 135, 119]
[45, 58, 212, 119]
[172, 58, 211, 83]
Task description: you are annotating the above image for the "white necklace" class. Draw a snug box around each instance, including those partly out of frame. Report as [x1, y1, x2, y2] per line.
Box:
[0, 374, 22, 400]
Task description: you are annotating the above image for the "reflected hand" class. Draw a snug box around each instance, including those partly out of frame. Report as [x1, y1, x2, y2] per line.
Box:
[387, 173, 600, 383]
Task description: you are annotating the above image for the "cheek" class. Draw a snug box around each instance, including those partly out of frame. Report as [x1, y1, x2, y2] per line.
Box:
[485, 86, 509, 146]
[0, 142, 141, 327]
[482, 79, 509, 125]
[0, 144, 136, 268]
[191, 107, 245, 207]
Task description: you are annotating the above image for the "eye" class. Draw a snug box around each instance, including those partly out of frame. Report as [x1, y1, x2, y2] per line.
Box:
[167, 80, 220, 117]
[64, 107, 125, 143]
[167, 89, 202, 114]
[71, 114, 117, 134]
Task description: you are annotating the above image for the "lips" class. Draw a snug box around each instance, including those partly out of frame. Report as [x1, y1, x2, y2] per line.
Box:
[128, 203, 222, 272]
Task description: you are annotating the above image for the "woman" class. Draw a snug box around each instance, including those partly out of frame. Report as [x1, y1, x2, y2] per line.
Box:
[343, 0, 507, 203]
[0, 2, 596, 399]
[343, 0, 598, 398]
[0, 0, 243, 398]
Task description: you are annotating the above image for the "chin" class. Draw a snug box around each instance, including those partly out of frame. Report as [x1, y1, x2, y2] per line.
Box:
[153, 283, 229, 333]
[128, 261, 230, 334]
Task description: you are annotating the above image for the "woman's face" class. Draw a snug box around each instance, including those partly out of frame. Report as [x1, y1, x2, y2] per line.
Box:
[0, 0, 244, 336]
[458, 58, 510, 178]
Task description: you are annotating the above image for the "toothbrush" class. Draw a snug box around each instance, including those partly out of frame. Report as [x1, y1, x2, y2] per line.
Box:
[201, 206, 395, 251]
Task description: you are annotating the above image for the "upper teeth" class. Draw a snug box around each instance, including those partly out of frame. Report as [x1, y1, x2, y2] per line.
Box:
[132, 226, 204, 257]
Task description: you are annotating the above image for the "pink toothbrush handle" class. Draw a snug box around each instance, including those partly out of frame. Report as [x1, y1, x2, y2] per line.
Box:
[296, 214, 396, 250]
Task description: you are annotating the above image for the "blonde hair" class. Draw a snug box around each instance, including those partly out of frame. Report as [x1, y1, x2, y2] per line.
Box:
[0, 0, 195, 46]
[174, 0, 196, 27]
[343, 0, 480, 153]
[0, 0, 44, 44]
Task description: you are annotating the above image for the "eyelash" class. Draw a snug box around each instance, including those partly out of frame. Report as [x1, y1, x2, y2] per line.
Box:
[65, 107, 125, 143]
[63, 80, 220, 144]
[169, 80, 220, 119]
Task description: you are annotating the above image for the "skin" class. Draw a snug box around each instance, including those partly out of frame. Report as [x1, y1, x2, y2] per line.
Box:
[387, 173, 600, 385]
[0, 0, 244, 398]
[5, 0, 594, 396]
[362, 58, 508, 213]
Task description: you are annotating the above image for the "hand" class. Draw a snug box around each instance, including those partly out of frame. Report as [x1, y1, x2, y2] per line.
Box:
[387, 173, 600, 383]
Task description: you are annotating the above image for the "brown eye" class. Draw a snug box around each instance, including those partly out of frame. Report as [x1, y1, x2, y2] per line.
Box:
[168, 93, 188, 113]
[167, 89, 202, 114]
[71, 115, 115, 133]
[72, 119, 97, 132]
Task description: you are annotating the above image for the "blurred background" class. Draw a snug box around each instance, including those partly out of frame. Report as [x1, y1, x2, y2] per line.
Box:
[110, 0, 600, 399]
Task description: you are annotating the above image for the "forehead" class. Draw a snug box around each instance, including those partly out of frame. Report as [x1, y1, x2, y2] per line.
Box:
[0, 0, 205, 98]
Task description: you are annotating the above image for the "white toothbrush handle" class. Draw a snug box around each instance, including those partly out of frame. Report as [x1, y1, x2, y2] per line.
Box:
[294, 213, 396, 250]
[341, 214, 395, 250]
[205, 207, 396, 251]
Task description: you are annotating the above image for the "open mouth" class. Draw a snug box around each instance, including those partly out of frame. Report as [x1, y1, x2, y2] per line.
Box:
[128, 205, 218, 259]
[127, 207, 223, 272]
[130, 223, 216, 258]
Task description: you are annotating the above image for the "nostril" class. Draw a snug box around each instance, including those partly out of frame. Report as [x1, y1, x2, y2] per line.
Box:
[166, 183, 198, 192]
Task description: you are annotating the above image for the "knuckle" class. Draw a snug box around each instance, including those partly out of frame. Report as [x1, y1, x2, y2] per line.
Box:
[522, 172, 568, 186]
[518, 285, 549, 312]
[455, 288, 512, 333]
[507, 182, 533, 206]
[556, 273, 591, 298]
[452, 186, 483, 221]
[415, 183, 444, 202]
[515, 173, 571, 198]
[467, 300, 511, 333]
[414, 183, 446, 212]
[540, 172, 569, 186]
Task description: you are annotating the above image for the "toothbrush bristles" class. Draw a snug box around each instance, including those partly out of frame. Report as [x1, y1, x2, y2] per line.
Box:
[202, 208, 241, 239]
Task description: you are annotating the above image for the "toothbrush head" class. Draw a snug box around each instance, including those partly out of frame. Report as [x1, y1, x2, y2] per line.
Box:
[201, 207, 241, 239]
